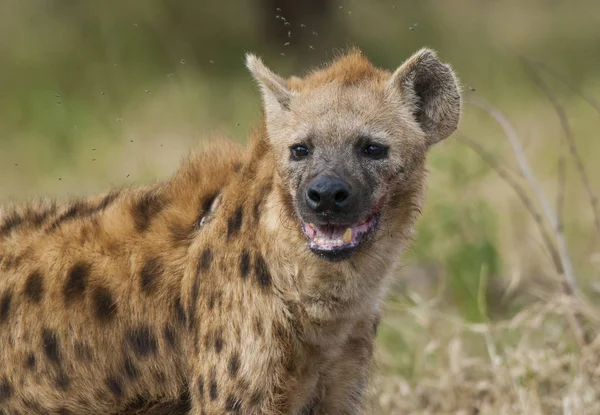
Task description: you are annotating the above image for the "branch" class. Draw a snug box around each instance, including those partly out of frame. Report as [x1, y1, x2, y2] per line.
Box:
[467, 97, 579, 299]
[521, 57, 600, 239]
[456, 134, 563, 274]
[524, 57, 600, 116]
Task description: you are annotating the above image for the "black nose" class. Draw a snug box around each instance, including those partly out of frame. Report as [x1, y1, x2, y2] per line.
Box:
[305, 175, 352, 213]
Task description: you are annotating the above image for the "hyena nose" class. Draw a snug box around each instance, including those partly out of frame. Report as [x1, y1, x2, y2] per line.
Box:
[305, 176, 352, 213]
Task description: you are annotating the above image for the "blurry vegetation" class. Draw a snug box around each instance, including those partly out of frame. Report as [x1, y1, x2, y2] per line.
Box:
[2, 0, 600, 413]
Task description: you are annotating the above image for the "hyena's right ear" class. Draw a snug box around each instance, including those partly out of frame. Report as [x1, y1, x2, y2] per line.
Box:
[246, 54, 293, 118]
[387, 49, 462, 147]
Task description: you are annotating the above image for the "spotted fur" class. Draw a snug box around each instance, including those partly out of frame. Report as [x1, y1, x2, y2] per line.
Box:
[0, 48, 461, 414]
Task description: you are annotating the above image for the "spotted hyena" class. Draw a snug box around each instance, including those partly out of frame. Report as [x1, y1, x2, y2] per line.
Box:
[0, 48, 460, 414]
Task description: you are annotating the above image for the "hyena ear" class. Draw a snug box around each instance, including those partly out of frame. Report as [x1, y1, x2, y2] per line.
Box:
[246, 54, 293, 116]
[388, 48, 462, 147]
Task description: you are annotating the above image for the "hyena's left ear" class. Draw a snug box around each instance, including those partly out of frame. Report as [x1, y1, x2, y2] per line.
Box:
[246, 54, 293, 117]
[387, 48, 462, 147]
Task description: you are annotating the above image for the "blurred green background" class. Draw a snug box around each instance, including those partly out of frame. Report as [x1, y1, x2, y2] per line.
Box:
[2, 0, 600, 411]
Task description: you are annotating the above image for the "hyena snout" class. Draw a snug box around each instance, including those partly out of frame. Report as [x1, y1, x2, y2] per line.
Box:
[305, 175, 353, 214]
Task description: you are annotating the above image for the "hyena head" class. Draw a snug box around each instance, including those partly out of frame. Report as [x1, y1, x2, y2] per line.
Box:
[247, 48, 461, 262]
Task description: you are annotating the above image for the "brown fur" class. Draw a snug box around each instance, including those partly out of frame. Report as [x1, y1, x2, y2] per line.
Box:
[0, 48, 461, 414]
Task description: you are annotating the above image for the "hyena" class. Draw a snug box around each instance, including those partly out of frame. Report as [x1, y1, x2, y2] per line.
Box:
[0, 48, 461, 414]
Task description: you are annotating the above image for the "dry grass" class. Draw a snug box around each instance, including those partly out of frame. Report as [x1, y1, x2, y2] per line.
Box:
[373, 293, 600, 414]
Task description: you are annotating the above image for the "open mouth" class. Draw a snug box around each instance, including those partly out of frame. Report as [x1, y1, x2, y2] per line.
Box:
[301, 213, 379, 260]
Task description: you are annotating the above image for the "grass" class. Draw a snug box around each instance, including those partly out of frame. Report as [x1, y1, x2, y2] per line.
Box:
[373, 293, 600, 414]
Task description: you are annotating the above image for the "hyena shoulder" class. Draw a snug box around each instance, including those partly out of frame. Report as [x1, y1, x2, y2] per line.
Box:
[0, 138, 244, 414]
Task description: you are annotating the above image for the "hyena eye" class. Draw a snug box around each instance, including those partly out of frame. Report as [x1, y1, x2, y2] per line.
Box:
[362, 143, 388, 160]
[290, 144, 310, 160]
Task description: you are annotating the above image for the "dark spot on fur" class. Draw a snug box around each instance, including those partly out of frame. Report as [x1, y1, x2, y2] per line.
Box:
[228, 353, 240, 378]
[48, 201, 86, 230]
[0, 211, 23, 236]
[163, 324, 177, 350]
[216, 291, 223, 310]
[0, 290, 12, 324]
[253, 200, 262, 223]
[30, 204, 57, 228]
[58, 408, 73, 415]
[55, 371, 71, 391]
[63, 261, 91, 305]
[120, 395, 145, 412]
[273, 321, 288, 342]
[131, 191, 166, 232]
[24, 271, 44, 303]
[227, 206, 243, 239]
[0, 254, 22, 271]
[239, 251, 250, 280]
[97, 191, 121, 211]
[123, 356, 138, 380]
[91, 286, 117, 322]
[250, 390, 263, 407]
[214, 330, 224, 354]
[197, 375, 204, 399]
[208, 292, 215, 310]
[152, 370, 166, 384]
[74, 341, 92, 362]
[179, 388, 192, 411]
[188, 279, 200, 331]
[252, 183, 272, 223]
[225, 395, 243, 413]
[203, 330, 213, 351]
[209, 370, 218, 401]
[77, 398, 90, 409]
[25, 353, 36, 370]
[23, 399, 45, 412]
[0, 377, 12, 402]
[236, 378, 250, 394]
[254, 255, 272, 289]
[106, 377, 123, 398]
[140, 258, 163, 294]
[48, 192, 119, 231]
[127, 325, 158, 358]
[42, 329, 60, 364]
[254, 317, 263, 337]
[13, 254, 25, 269]
[198, 248, 212, 272]
[284, 353, 297, 374]
[122, 392, 191, 413]
[174, 297, 187, 326]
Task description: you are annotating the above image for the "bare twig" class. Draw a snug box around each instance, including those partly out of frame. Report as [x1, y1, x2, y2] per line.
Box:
[521, 58, 600, 239]
[468, 97, 579, 298]
[524, 57, 600, 116]
[456, 134, 563, 273]
[556, 137, 567, 234]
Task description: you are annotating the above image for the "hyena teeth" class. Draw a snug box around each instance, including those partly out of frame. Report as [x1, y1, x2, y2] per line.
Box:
[343, 228, 352, 243]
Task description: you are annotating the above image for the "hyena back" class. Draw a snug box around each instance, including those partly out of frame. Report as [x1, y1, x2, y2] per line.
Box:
[0, 48, 460, 414]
